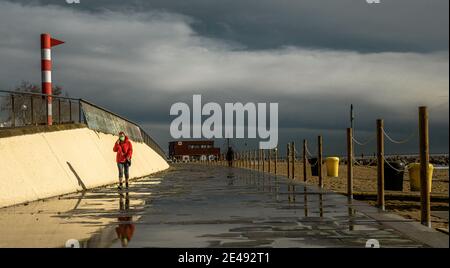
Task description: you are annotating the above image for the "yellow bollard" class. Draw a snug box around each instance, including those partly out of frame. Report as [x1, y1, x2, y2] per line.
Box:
[326, 157, 340, 177]
[408, 163, 434, 192]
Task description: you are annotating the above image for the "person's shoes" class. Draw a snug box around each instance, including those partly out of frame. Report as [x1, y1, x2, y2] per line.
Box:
[125, 181, 129, 188]
[118, 183, 123, 190]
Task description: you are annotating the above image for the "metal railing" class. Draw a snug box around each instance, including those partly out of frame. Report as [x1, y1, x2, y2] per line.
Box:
[0, 90, 83, 127]
[0, 90, 167, 159]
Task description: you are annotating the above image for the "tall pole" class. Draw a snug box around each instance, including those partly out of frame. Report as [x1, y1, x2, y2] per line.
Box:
[419, 106, 430, 228]
[318, 136, 323, 188]
[41, 33, 64, 126]
[41, 34, 53, 125]
[303, 139, 307, 182]
[350, 104, 354, 130]
[376, 119, 385, 210]
[268, 149, 271, 173]
[347, 128, 353, 199]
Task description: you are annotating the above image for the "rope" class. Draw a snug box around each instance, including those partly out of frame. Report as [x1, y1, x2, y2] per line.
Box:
[353, 158, 377, 167]
[305, 143, 314, 158]
[294, 148, 302, 158]
[383, 158, 409, 173]
[352, 135, 376, 146]
[308, 158, 319, 166]
[382, 128, 417, 144]
[352, 159, 366, 167]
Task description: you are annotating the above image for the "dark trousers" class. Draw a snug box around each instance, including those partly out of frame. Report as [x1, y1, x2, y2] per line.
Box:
[117, 162, 130, 182]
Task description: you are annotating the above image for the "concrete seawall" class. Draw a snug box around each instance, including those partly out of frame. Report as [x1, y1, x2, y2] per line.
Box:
[0, 125, 169, 208]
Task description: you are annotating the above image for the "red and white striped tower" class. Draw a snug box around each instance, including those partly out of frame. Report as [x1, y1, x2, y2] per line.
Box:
[41, 33, 64, 125]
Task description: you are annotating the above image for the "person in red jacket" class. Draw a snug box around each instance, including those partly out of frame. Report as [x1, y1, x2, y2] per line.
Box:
[116, 192, 135, 247]
[113, 131, 133, 189]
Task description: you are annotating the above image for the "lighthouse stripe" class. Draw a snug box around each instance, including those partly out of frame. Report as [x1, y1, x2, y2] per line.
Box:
[42, 71, 52, 83]
[41, 49, 51, 60]
[42, 60, 52, 71]
[41, 34, 51, 49]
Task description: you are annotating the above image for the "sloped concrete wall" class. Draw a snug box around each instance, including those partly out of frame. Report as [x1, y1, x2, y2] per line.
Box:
[0, 126, 169, 208]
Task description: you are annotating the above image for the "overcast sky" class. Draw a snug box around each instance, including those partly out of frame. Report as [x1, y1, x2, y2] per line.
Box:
[0, 0, 448, 155]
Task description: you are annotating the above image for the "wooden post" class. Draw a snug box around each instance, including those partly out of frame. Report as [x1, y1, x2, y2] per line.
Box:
[287, 143, 290, 178]
[10, 94, 15, 127]
[274, 148, 278, 175]
[318, 136, 323, 188]
[78, 101, 83, 123]
[252, 150, 255, 170]
[268, 149, 271, 173]
[246, 151, 248, 168]
[253, 150, 257, 169]
[291, 142, 295, 179]
[247, 150, 250, 169]
[262, 150, 265, 172]
[347, 128, 353, 198]
[245, 151, 248, 169]
[58, 98, 61, 124]
[69, 100, 72, 123]
[257, 149, 260, 171]
[419, 106, 431, 228]
[30, 96, 35, 125]
[376, 119, 385, 210]
[303, 139, 307, 182]
[240, 152, 243, 168]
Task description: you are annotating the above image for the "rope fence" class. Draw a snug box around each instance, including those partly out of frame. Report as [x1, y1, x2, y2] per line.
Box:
[198, 106, 443, 228]
[352, 134, 376, 146]
[382, 127, 418, 144]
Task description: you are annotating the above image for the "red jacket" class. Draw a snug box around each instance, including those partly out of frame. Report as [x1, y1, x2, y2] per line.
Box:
[116, 217, 135, 242]
[113, 136, 133, 163]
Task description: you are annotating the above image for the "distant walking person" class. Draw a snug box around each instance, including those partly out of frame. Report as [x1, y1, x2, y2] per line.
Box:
[226, 147, 234, 167]
[113, 131, 133, 189]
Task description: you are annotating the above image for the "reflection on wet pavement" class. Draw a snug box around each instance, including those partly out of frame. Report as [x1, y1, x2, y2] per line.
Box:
[0, 164, 426, 248]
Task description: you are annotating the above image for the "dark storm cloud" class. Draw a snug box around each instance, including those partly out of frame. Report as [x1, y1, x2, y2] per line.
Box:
[11, 0, 450, 52]
[0, 1, 448, 154]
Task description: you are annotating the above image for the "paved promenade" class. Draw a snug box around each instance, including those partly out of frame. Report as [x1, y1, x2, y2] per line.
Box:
[0, 164, 447, 248]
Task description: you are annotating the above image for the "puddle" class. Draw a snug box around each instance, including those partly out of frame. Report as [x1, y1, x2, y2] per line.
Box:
[0, 164, 426, 248]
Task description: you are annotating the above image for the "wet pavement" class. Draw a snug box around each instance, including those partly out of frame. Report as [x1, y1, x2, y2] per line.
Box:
[0, 164, 442, 248]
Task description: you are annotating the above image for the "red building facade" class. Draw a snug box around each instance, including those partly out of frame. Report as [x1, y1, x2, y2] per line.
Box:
[168, 140, 220, 161]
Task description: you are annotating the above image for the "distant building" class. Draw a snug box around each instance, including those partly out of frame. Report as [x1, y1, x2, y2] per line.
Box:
[168, 140, 220, 162]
